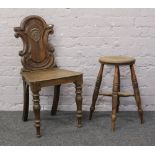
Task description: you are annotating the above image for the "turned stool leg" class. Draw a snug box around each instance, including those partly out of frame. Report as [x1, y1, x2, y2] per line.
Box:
[116, 66, 120, 113]
[51, 85, 61, 115]
[22, 79, 29, 121]
[112, 65, 119, 131]
[130, 65, 144, 124]
[31, 84, 41, 137]
[89, 64, 104, 120]
[75, 81, 83, 128]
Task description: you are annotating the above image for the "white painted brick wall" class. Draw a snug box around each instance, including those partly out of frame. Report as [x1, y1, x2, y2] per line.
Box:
[0, 8, 155, 111]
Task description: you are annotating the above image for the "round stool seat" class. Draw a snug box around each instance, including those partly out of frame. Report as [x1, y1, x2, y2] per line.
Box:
[99, 56, 135, 65]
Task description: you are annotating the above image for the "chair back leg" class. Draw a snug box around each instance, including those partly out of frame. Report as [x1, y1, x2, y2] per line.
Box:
[51, 85, 61, 115]
[22, 79, 29, 121]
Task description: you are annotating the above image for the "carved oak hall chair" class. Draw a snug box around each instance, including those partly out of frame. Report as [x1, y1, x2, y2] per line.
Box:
[14, 15, 83, 137]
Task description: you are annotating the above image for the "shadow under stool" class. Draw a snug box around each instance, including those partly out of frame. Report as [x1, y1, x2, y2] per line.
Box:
[89, 56, 144, 131]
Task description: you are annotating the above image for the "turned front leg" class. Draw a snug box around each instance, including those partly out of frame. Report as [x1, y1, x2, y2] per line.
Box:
[112, 65, 119, 131]
[74, 81, 82, 128]
[31, 84, 41, 137]
[130, 65, 144, 124]
[22, 79, 29, 121]
[89, 64, 104, 120]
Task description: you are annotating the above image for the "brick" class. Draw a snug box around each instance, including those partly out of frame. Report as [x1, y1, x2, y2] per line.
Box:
[135, 17, 155, 27]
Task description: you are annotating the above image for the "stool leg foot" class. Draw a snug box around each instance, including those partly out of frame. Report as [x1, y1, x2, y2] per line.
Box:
[130, 65, 144, 124]
[89, 64, 104, 120]
[112, 97, 117, 131]
[112, 65, 119, 131]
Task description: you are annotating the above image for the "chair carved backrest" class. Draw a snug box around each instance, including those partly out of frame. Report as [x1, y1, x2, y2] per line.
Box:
[14, 15, 55, 71]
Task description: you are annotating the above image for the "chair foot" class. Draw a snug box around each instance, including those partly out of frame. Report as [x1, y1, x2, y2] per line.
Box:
[22, 117, 28, 122]
[33, 103, 41, 137]
[51, 111, 57, 116]
[76, 112, 82, 128]
[36, 135, 41, 138]
[77, 113, 82, 128]
[36, 127, 41, 138]
[77, 124, 82, 128]
[89, 107, 95, 120]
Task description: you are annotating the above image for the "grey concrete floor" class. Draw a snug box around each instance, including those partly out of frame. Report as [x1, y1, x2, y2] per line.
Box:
[0, 111, 154, 146]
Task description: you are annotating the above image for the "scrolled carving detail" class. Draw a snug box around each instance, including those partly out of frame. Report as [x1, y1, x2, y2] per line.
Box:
[14, 28, 28, 57]
[14, 16, 55, 71]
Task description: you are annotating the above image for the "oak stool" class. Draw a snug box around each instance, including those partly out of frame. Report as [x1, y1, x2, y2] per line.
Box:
[89, 56, 144, 131]
[14, 15, 83, 137]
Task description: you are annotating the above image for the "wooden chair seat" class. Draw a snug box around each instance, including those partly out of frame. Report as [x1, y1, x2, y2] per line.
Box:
[99, 56, 135, 65]
[22, 68, 82, 86]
